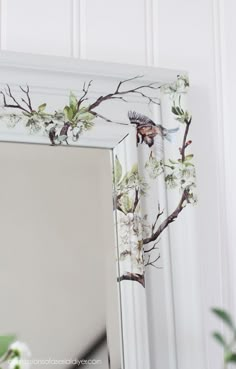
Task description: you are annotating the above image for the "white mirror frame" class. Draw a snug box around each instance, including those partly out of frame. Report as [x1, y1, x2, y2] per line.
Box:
[0, 51, 194, 369]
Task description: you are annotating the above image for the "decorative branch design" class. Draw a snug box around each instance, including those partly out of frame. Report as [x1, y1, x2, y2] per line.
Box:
[0, 77, 161, 145]
[118, 273, 145, 287]
[145, 253, 161, 269]
[0, 85, 33, 114]
[88, 76, 160, 111]
[0, 74, 196, 288]
[143, 188, 190, 245]
[114, 75, 196, 286]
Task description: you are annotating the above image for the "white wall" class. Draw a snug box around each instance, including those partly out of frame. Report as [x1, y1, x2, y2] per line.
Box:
[0, 1, 234, 369]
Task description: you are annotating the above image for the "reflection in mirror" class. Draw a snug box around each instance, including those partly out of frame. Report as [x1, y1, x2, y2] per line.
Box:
[0, 143, 122, 369]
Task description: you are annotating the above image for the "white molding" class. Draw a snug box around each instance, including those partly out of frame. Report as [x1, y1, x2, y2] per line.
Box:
[145, 4, 178, 368]
[158, 98, 178, 369]
[0, 50, 182, 82]
[0, 53, 184, 369]
[212, 0, 232, 309]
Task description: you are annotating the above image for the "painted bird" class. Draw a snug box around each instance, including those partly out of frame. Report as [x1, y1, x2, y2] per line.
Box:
[128, 111, 179, 147]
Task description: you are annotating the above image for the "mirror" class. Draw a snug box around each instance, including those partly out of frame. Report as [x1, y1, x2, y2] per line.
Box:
[0, 142, 122, 369]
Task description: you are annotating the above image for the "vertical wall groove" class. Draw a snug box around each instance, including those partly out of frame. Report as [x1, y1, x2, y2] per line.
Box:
[71, 0, 79, 57]
[71, 0, 87, 59]
[0, 0, 1, 49]
[151, 0, 159, 67]
[78, 0, 87, 59]
[144, 0, 154, 66]
[0, 0, 6, 50]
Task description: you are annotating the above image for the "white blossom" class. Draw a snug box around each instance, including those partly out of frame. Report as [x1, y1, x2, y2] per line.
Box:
[9, 341, 31, 359]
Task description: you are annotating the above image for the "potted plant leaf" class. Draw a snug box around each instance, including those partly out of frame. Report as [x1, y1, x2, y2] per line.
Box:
[212, 308, 236, 368]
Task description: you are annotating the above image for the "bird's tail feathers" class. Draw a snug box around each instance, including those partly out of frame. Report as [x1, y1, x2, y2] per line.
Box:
[164, 127, 179, 142]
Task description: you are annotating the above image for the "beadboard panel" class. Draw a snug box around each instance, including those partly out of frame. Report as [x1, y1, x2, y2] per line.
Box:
[217, 0, 236, 314]
[81, 0, 147, 64]
[0, 0, 72, 56]
[156, 2, 232, 369]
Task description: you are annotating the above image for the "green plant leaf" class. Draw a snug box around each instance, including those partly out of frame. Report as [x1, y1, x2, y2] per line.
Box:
[64, 106, 74, 121]
[114, 156, 122, 184]
[185, 154, 194, 161]
[130, 163, 138, 175]
[77, 111, 94, 123]
[176, 106, 184, 115]
[121, 194, 133, 213]
[169, 159, 178, 165]
[224, 352, 236, 363]
[0, 335, 15, 358]
[212, 332, 227, 347]
[171, 106, 178, 115]
[212, 308, 235, 331]
[69, 92, 78, 114]
[38, 103, 47, 113]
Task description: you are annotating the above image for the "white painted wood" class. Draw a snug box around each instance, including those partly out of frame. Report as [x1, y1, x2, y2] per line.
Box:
[144, 0, 154, 66]
[0, 51, 182, 83]
[211, 0, 232, 312]
[1, 0, 72, 56]
[155, 2, 232, 369]
[221, 0, 236, 316]
[0, 0, 2, 49]
[113, 129, 151, 369]
[83, 0, 147, 64]
[0, 53, 181, 369]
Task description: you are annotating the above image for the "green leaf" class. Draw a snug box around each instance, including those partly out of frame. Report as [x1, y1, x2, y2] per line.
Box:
[224, 352, 236, 363]
[69, 92, 78, 114]
[0, 335, 15, 358]
[130, 163, 138, 175]
[121, 194, 133, 213]
[176, 106, 184, 115]
[171, 106, 178, 115]
[169, 159, 178, 165]
[64, 106, 74, 121]
[185, 162, 194, 167]
[38, 103, 47, 113]
[77, 111, 94, 123]
[212, 332, 227, 347]
[212, 308, 235, 330]
[114, 156, 122, 184]
[185, 154, 194, 161]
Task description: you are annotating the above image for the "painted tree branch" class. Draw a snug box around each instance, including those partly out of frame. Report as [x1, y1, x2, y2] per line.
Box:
[181, 117, 192, 162]
[19, 85, 33, 113]
[143, 101, 194, 248]
[144, 240, 160, 254]
[77, 80, 92, 110]
[145, 253, 161, 269]
[143, 187, 190, 245]
[0, 85, 32, 114]
[88, 76, 160, 112]
[118, 273, 145, 287]
[1, 78, 161, 130]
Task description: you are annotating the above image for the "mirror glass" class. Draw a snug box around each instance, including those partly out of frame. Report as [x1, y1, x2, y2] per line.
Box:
[0, 142, 122, 369]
